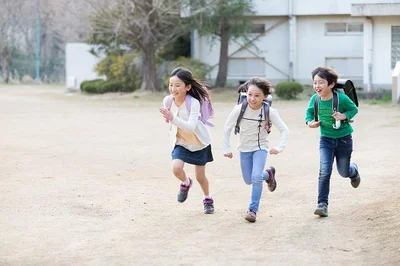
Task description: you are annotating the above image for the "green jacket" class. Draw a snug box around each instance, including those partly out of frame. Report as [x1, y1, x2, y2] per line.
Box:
[305, 92, 358, 138]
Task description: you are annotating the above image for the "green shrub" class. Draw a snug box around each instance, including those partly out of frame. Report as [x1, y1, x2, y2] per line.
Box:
[95, 52, 141, 92]
[80, 79, 105, 93]
[274, 81, 304, 99]
[97, 80, 125, 94]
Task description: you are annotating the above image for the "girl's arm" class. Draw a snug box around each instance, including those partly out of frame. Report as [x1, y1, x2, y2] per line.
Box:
[269, 108, 289, 153]
[170, 97, 200, 132]
[222, 104, 242, 154]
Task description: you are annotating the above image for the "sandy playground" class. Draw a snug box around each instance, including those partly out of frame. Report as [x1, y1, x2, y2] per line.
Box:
[0, 86, 399, 266]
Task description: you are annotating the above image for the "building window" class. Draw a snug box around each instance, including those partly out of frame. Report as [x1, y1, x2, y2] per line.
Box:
[251, 24, 265, 34]
[391, 26, 400, 68]
[326, 23, 363, 35]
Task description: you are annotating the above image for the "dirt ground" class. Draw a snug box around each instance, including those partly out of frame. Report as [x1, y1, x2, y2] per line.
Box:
[0, 86, 399, 266]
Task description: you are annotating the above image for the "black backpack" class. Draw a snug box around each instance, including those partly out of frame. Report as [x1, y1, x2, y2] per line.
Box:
[313, 79, 359, 123]
[234, 84, 272, 135]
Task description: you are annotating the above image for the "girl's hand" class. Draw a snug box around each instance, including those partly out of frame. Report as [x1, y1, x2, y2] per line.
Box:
[269, 148, 279, 155]
[332, 112, 346, 121]
[223, 152, 233, 159]
[159, 108, 174, 121]
[308, 121, 320, 128]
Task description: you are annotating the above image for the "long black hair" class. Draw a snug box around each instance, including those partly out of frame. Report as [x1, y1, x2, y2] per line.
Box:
[170, 67, 211, 103]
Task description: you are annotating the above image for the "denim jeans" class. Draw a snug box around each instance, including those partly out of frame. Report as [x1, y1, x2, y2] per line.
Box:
[240, 150, 269, 211]
[318, 134, 358, 205]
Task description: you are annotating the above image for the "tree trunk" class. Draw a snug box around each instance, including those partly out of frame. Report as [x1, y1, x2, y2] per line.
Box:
[140, 32, 158, 92]
[1, 48, 10, 83]
[215, 19, 230, 88]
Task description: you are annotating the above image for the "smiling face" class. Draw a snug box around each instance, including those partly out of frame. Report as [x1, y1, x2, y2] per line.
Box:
[169, 75, 191, 102]
[246, 84, 265, 110]
[313, 75, 335, 99]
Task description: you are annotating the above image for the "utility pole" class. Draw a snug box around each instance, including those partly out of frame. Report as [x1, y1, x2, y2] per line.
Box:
[35, 0, 41, 84]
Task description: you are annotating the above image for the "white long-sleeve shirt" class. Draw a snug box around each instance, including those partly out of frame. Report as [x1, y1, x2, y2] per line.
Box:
[163, 96, 212, 151]
[223, 103, 289, 154]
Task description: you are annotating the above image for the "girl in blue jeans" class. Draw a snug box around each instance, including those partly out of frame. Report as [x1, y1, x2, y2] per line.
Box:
[305, 67, 361, 217]
[223, 77, 289, 222]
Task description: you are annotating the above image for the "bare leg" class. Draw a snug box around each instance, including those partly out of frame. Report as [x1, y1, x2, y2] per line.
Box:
[195, 165, 209, 196]
[172, 159, 186, 182]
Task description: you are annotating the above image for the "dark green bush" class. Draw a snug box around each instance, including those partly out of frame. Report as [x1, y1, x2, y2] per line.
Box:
[80, 79, 105, 93]
[275, 81, 304, 99]
[97, 80, 125, 94]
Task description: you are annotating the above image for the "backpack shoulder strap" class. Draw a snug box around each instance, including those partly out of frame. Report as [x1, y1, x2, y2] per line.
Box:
[234, 100, 248, 135]
[332, 91, 339, 112]
[263, 101, 271, 134]
[263, 101, 270, 122]
[184, 94, 192, 113]
[313, 95, 319, 122]
[165, 95, 173, 109]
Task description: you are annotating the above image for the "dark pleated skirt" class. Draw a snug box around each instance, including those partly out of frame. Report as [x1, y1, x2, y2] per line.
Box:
[171, 144, 213, 166]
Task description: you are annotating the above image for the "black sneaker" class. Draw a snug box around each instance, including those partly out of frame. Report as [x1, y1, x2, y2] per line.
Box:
[350, 163, 361, 188]
[265, 166, 277, 192]
[314, 203, 328, 217]
[177, 178, 192, 203]
[245, 210, 257, 222]
[203, 198, 214, 214]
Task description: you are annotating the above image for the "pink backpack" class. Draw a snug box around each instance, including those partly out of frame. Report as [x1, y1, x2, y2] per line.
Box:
[165, 94, 214, 127]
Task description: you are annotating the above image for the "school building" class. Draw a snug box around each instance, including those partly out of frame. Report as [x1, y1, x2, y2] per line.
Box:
[191, 0, 400, 91]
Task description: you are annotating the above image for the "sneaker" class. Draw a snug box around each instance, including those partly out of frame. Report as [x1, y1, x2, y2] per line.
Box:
[177, 178, 192, 203]
[265, 166, 277, 192]
[245, 210, 257, 222]
[314, 203, 328, 217]
[350, 163, 361, 188]
[203, 198, 214, 214]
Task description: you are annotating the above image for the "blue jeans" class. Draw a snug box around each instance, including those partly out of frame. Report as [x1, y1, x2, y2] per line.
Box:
[318, 135, 358, 205]
[240, 150, 269, 211]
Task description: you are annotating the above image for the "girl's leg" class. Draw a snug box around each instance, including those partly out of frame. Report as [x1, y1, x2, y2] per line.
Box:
[172, 159, 187, 182]
[248, 150, 268, 212]
[318, 137, 335, 205]
[194, 165, 209, 196]
[240, 151, 254, 185]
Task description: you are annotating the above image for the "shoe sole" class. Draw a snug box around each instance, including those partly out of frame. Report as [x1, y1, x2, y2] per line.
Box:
[314, 209, 328, 217]
[245, 216, 256, 222]
[204, 210, 214, 214]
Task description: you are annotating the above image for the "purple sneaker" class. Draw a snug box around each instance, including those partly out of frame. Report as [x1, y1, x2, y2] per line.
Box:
[177, 178, 192, 203]
[203, 198, 214, 214]
[265, 166, 277, 192]
[245, 210, 257, 222]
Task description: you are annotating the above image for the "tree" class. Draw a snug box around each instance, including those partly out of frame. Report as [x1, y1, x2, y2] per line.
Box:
[87, 0, 186, 91]
[187, 0, 254, 87]
[0, 0, 26, 82]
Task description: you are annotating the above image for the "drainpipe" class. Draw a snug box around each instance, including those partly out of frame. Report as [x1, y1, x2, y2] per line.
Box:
[365, 17, 373, 91]
[288, 0, 294, 81]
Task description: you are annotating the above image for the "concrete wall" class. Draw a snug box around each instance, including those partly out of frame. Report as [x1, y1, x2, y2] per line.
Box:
[65, 43, 104, 91]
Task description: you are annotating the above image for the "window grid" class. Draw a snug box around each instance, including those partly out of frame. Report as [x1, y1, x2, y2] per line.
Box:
[326, 23, 363, 35]
[391, 26, 400, 69]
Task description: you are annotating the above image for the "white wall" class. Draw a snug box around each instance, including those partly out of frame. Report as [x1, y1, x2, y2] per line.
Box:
[65, 43, 104, 91]
[371, 16, 400, 88]
[296, 16, 364, 84]
[251, 0, 396, 16]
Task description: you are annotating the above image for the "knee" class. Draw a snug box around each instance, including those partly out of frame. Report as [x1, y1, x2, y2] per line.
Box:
[251, 174, 263, 184]
[172, 165, 184, 176]
[337, 168, 350, 178]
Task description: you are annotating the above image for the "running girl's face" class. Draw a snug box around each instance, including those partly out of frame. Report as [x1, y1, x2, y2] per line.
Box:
[313, 75, 334, 98]
[169, 75, 190, 101]
[247, 84, 265, 110]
